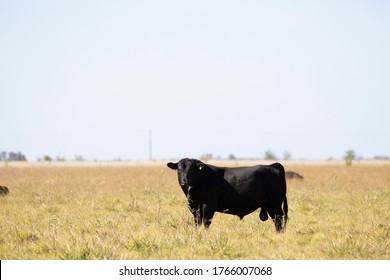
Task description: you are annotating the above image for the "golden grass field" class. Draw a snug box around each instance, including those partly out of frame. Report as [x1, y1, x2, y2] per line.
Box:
[0, 161, 389, 259]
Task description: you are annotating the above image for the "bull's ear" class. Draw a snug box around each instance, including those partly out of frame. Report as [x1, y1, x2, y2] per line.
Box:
[167, 162, 178, 170]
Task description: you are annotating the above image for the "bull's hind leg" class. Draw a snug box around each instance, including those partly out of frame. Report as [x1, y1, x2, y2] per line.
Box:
[268, 207, 286, 233]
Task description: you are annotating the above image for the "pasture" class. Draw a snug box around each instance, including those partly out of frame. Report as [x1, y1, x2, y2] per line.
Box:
[0, 161, 389, 259]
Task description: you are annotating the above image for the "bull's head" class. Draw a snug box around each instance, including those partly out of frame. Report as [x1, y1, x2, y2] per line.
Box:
[167, 158, 205, 187]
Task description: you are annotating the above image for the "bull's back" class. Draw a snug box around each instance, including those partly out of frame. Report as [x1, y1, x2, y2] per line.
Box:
[223, 164, 284, 193]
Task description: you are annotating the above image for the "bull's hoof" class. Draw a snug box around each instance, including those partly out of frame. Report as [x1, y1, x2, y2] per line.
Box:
[274, 215, 286, 233]
[276, 227, 286, 233]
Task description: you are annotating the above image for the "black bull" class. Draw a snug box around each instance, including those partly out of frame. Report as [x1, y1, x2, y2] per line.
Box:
[167, 158, 288, 233]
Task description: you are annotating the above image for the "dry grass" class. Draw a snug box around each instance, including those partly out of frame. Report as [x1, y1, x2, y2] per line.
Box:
[0, 161, 389, 259]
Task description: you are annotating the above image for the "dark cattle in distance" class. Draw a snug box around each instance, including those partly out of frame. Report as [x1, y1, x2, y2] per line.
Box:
[285, 171, 304, 180]
[167, 158, 288, 233]
[0, 185, 9, 196]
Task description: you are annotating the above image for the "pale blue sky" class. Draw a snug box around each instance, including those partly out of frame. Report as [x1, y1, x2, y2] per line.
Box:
[1, 0, 389, 160]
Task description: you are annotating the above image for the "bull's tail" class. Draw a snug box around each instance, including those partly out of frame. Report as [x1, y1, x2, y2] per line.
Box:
[283, 196, 288, 224]
[278, 163, 288, 226]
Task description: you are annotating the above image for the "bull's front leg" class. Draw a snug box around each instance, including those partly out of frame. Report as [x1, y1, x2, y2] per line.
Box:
[188, 201, 202, 227]
[194, 204, 203, 227]
[202, 203, 216, 229]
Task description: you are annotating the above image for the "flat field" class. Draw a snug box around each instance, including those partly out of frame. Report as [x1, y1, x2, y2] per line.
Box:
[0, 161, 389, 259]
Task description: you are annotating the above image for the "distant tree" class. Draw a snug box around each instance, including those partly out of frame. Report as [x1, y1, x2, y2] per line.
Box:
[264, 150, 278, 160]
[0, 151, 7, 161]
[4, 151, 27, 161]
[228, 154, 236, 160]
[43, 155, 52, 162]
[74, 154, 84, 161]
[373, 155, 390, 160]
[56, 155, 66, 161]
[344, 149, 356, 166]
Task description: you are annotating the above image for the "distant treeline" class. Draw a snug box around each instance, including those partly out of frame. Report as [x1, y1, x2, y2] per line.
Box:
[1, 150, 390, 162]
[0, 151, 27, 161]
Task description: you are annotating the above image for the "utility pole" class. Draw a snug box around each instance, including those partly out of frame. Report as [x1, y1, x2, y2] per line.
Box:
[149, 130, 152, 161]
